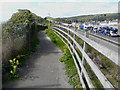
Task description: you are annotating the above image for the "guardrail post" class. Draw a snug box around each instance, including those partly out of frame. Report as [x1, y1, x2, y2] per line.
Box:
[73, 34, 76, 48]
[68, 30, 70, 47]
[85, 31, 89, 38]
[68, 30, 70, 40]
[81, 32, 88, 76]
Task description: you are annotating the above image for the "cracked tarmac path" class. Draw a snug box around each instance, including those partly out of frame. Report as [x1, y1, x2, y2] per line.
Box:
[3, 31, 72, 88]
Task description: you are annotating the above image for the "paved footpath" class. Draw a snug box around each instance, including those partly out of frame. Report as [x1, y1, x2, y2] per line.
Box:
[3, 31, 72, 88]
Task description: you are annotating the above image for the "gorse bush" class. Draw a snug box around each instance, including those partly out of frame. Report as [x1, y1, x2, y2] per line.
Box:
[9, 9, 34, 24]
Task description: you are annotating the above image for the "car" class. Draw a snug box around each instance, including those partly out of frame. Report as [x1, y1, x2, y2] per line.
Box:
[109, 28, 118, 37]
[104, 29, 110, 35]
[80, 25, 84, 29]
[84, 27, 88, 31]
[98, 29, 104, 34]
[90, 26, 93, 32]
[109, 31, 118, 37]
[93, 27, 98, 33]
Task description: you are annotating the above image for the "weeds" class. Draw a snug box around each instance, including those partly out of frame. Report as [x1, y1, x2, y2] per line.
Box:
[2, 26, 43, 83]
[9, 58, 20, 81]
[45, 28, 82, 88]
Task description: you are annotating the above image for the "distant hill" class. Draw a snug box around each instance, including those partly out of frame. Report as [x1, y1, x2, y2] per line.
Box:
[55, 13, 118, 24]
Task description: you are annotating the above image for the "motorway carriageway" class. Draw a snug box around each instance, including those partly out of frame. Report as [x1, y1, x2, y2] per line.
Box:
[62, 26, 119, 53]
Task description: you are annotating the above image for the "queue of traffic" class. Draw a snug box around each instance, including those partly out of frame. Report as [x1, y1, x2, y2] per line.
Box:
[50, 20, 119, 37]
[78, 25, 118, 37]
[63, 23, 119, 37]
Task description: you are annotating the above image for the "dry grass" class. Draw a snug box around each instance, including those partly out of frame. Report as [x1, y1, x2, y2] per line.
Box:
[75, 35, 119, 88]
[86, 44, 119, 88]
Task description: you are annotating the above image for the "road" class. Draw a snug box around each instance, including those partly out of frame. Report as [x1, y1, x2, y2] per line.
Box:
[3, 31, 72, 88]
[69, 27, 120, 44]
[64, 26, 119, 53]
[95, 33, 120, 43]
[58, 25, 119, 65]
[76, 28, 120, 66]
[87, 30, 120, 44]
[76, 30, 119, 53]
[59, 25, 119, 53]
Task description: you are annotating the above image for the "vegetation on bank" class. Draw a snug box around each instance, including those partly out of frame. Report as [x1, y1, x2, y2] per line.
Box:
[2, 9, 48, 39]
[86, 44, 119, 88]
[45, 28, 82, 88]
[2, 25, 41, 82]
[2, 9, 48, 82]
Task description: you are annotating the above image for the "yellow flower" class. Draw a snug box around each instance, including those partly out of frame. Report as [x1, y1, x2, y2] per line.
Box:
[16, 60, 19, 65]
[13, 65, 17, 69]
[9, 60, 13, 63]
[13, 58, 16, 62]
[10, 70, 13, 74]
[17, 55, 20, 58]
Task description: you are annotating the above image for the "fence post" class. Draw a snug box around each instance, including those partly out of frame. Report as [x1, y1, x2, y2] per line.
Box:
[73, 34, 76, 48]
[68, 30, 70, 40]
[81, 32, 88, 76]
[85, 31, 89, 38]
[68, 30, 70, 46]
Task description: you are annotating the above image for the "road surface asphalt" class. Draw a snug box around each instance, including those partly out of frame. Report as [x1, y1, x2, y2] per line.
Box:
[68, 27, 119, 53]
[3, 30, 72, 88]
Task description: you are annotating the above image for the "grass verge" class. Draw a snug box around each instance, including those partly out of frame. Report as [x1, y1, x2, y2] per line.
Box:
[45, 28, 82, 88]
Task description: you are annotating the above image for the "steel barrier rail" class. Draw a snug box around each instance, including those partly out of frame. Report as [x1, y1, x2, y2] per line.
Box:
[53, 31, 86, 88]
[55, 25, 119, 66]
[53, 29, 94, 88]
[52, 27, 114, 88]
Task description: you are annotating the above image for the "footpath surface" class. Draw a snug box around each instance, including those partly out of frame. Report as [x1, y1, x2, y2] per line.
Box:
[3, 31, 72, 88]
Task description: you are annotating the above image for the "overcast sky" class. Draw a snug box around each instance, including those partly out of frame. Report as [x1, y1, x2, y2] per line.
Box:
[0, 0, 119, 22]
